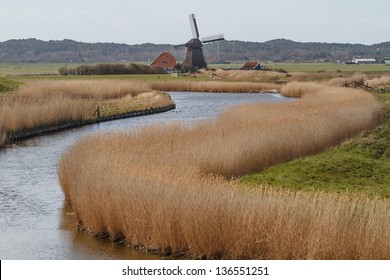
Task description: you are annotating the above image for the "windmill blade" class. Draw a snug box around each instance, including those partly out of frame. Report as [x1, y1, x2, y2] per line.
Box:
[189, 13, 200, 39]
[174, 43, 187, 49]
[201, 34, 224, 44]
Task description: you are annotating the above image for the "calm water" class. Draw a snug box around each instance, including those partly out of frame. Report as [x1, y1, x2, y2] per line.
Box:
[0, 92, 290, 259]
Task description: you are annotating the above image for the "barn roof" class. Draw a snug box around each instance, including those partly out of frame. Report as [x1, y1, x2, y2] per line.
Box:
[151, 52, 176, 69]
[240, 61, 261, 70]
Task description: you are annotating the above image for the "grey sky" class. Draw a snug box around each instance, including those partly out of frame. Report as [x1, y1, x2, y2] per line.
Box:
[1, 0, 389, 45]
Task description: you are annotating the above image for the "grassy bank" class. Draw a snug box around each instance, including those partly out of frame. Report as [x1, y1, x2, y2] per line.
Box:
[58, 81, 386, 259]
[241, 92, 390, 198]
[0, 77, 20, 93]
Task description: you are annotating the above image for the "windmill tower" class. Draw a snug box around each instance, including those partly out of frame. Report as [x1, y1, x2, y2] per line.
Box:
[174, 14, 224, 70]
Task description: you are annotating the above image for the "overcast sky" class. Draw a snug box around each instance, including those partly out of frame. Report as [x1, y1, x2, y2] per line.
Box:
[1, 0, 389, 45]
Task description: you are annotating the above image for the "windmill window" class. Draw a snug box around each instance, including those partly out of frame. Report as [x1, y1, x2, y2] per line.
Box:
[162, 60, 167, 64]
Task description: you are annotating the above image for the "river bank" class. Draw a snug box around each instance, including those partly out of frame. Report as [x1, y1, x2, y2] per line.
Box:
[3, 104, 175, 145]
[0, 79, 175, 148]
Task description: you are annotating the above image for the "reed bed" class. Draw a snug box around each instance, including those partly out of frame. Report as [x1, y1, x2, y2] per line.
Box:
[58, 82, 388, 259]
[325, 73, 367, 87]
[214, 69, 285, 82]
[213, 69, 352, 83]
[17, 79, 151, 100]
[0, 80, 170, 146]
[0, 94, 92, 132]
[151, 80, 280, 93]
[366, 75, 390, 87]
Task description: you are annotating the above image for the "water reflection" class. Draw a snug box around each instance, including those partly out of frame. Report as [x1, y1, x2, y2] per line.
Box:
[59, 203, 163, 260]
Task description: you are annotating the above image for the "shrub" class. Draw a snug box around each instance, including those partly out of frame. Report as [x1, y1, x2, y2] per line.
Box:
[58, 63, 166, 76]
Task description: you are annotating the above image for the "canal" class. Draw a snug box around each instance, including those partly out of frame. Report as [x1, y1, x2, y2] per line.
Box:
[0, 92, 290, 259]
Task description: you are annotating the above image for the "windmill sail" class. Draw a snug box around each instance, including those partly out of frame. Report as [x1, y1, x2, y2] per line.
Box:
[202, 34, 224, 44]
[173, 43, 187, 49]
[175, 13, 224, 70]
[189, 14, 200, 39]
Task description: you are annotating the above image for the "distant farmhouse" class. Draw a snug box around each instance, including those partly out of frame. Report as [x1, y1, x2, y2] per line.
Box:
[150, 52, 176, 71]
[240, 61, 262, 70]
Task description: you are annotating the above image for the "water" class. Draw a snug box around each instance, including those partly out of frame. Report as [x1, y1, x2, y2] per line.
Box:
[0, 92, 290, 259]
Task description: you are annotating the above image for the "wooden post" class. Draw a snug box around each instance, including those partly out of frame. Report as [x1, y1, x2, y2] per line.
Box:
[93, 106, 100, 118]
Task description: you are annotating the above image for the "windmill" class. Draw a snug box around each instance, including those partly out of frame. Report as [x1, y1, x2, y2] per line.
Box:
[174, 14, 224, 70]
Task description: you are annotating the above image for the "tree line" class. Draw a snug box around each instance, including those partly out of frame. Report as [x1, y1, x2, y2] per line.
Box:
[1, 38, 390, 63]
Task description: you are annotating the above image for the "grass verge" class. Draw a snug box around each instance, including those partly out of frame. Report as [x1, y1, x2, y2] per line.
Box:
[241, 92, 390, 198]
[0, 77, 20, 93]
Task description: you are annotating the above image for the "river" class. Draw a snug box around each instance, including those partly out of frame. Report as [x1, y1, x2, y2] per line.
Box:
[0, 92, 290, 259]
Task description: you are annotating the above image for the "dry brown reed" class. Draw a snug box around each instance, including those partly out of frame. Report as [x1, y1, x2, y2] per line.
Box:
[326, 73, 367, 87]
[214, 69, 284, 82]
[366, 75, 390, 87]
[0, 94, 92, 132]
[151, 80, 280, 93]
[17, 79, 151, 100]
[58, 82, 387, 259]
[213, 69, 351, 84]
[0, 80, 170, 146]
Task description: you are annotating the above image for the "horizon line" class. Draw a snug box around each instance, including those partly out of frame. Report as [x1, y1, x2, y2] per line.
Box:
[1, 37, 389, 46]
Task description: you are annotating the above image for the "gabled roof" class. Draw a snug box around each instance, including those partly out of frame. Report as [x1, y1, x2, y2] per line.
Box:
[240, 61, 261, 70]
[151, 52, 176, 68]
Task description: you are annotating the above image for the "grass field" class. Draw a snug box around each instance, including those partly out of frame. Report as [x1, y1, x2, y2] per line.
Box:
[2, 62, 390, 77]
[0, 77, 20, 93]
[0, 63, 75, 76]
[211, 62, 390, 73]
[263, 63, 390, 73]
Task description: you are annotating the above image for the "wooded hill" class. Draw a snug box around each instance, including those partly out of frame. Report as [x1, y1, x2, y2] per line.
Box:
[1, 38, 390, 63]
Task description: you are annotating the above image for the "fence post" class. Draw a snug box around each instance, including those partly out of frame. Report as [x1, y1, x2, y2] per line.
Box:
[93, 106, 101, 118]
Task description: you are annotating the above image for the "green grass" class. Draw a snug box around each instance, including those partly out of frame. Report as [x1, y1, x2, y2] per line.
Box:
[0, 63, 70, 76]
[241, 92, 390, 198]
[210, 62, 390, 74]
[0, 63, 212, 82]
[0, 62, 213, 82]
[264, 63, 390, 73]
[3, 62, 390, 78]
[0, 77, 20, 93]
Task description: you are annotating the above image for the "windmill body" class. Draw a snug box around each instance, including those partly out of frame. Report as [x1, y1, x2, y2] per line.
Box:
[175, 14, 224, 70]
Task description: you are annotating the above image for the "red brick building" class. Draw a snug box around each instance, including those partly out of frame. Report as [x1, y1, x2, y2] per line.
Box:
[150, 52, 176, 70]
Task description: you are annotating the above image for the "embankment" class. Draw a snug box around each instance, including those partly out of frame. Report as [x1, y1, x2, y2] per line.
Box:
[3, 104, 175, 145]
[58, 82, 389, 259]
[0, 80, 175, 147]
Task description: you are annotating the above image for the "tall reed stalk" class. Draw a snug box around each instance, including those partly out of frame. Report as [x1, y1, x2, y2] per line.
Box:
[0, 80, 170, 146]
[58, 82, 387, 259]
[151, 80, 279, 93]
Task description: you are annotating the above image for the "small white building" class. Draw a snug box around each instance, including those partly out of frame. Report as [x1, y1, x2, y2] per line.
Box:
[352, 58, 377, 64]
